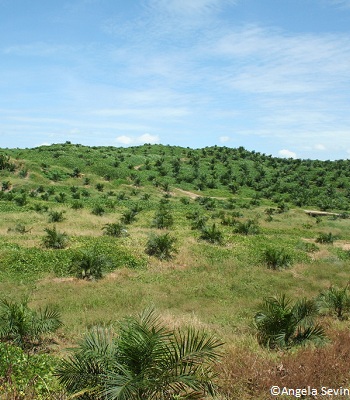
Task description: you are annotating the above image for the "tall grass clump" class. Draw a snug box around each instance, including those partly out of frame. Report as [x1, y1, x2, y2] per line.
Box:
[317, 285, 350, 320]
[42, 227, 69, 249]
[262, 247, 293, 270]
[69, 248, 113, 280]
[145, 233, 178, 260]
[199, 223, 224, 245]
[102, 223, 128, 238]
[316, 232, 335, 244]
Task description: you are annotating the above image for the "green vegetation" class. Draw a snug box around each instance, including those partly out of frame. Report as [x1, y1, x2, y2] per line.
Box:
[1, 142, 350, 398]
[262, 246, 294, 270]
[0, 297, 62, 350]
[69, 247, 113, 280]
[42, 226, 69, 249]
[56, 308, 223, 399]
[318, 285, 350, 320]
[145, 233, 178, 260]
[254, 294, 326, 349]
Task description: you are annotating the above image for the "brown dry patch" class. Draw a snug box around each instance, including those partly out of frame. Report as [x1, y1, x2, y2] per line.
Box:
[335, 241, 350, 251]
[173, 187, 227, 200]
[106, 268, 137, 281]
[173, 187, 201, 199]
[38, 276, 76, 285]
[218, 325, 350, 400]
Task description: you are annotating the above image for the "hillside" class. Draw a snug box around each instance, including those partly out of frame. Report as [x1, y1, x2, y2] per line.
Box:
[1, 142, 350, 399]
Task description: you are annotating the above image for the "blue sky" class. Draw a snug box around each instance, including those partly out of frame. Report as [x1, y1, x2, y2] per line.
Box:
[1, 0, 350, 159]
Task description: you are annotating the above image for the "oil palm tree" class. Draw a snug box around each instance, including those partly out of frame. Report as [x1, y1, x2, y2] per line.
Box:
[254, 294, 326, 349]
[317, 285, 350, 320]
[0, 297, 62, 350]
[56, 308, 223, 399]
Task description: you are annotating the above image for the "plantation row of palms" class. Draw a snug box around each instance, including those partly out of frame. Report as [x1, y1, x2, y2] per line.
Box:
[1, 143, 350, 398]
[3, 142, 350, 211]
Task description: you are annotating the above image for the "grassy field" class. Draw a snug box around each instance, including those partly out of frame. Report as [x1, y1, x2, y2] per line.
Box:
[1, 143, 350, 399]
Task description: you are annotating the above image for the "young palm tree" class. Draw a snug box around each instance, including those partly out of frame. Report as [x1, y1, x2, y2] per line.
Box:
[56, 308, 223, 399]
[0, 298, 62, 350]
[145, 233, 178, 260]
[317, 285, 350, 320]
[254, 294, 326, 349]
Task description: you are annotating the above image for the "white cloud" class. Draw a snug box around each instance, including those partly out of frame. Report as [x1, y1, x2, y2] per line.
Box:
[115, 133, 160, 146]
[315, 143, 326, 151]
[219, 136, 231, 143]
[278, 149, 297, 159]
[138, 133, 159, 144]
[115, 135, 133, 145]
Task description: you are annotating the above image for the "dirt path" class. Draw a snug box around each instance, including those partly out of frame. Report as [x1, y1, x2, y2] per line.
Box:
[173, 187, 226, 200]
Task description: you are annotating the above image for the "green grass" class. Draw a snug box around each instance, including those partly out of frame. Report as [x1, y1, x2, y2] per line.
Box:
[2, 143, 350, 397]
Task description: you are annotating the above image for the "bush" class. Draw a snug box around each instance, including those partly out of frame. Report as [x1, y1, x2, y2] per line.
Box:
[48, 210, 65, 223]
[151, 204, 174, 229]
[233, 219, 260, 235]
[0, 297, 62, 350]
[0, 343, 59, 398]
[91, 204, 105, 216]
[317, 285, 350, 320]
[121, 209, 138, 224]
[102, 223, 128, 238]
[145, 233, 178, 260]
[262, 247, 293, 270]
[69, 248, 113, 280]
[42, 227, 69, 249]
[316, 232, 335, 244]
[56, 308, 223, 399]
[254, 294, 326, 349]
[71, 200, 84, 210]
[199, 223, 224, 244]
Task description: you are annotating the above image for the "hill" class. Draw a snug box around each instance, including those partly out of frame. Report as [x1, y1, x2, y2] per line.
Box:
[1, 142, 350, 399]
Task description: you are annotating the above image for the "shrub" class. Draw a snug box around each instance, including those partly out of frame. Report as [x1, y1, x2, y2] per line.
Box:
[262, 247, 293, 270]
[254, 294, 326, 349]
[56, 308, 223, 399]
[42, 227, 69, 249]
[233, 219, 260, 235]
[102, 223, 128, 238]
[92, 204, 105, 216]
[0, 297, 62, 350]
[69, 248, 112, 280]
[199, 223, 224, 244]
[48, 210, 65, 223]
[317, 285, 350, 320]
[71, 200, 84, 210]
[121, 209, 137, 224]
[316, 232, 335, 244]
[151, 204, 174, 229]
[0, 343, 59, 398]
[145, 233, 178, 260]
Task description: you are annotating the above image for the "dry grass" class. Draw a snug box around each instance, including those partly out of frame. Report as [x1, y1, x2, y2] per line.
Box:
[217, 323, 350, 399]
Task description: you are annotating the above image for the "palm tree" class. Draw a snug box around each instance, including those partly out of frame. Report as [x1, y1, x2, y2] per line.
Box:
[317, 285, 350, 320]
[0, 298, 62, 350]
[56, 308, 223, 399]
[254, 294, 326, 349]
